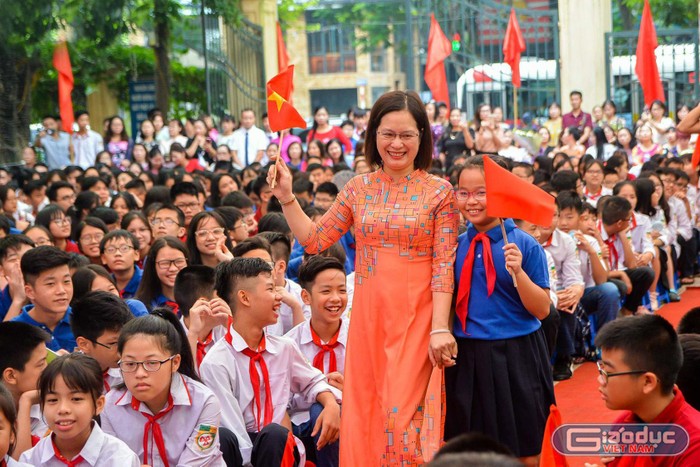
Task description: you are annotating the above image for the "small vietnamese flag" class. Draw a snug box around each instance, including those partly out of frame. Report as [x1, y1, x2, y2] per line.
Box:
[266, 65, 306, 133]
[483, 156, 555, 226]
[539, 405, 569, 467]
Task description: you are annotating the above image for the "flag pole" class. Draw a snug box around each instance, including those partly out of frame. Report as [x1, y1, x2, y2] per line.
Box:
[270, 130, 285, 189]
[513, 87, 518, 128]
[499, 218, 518, 287]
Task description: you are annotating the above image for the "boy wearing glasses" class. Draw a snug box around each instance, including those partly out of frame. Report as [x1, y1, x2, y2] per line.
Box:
[71, 290, 133, 393]
[100, 230, 142, 299]
[151, 204, 186, 240]
[594, 314, 700, 465]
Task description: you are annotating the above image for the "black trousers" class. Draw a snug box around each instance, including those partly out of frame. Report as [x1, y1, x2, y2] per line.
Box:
[622, 267, 655, 311]
[220, 427, 243, 467]
[249, 424, 299, 467]
[678, 235, 698, 279]
[540, 305, 560, 359]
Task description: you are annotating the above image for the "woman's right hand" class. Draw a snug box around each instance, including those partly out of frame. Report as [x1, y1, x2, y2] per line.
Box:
[266, 155, 294, 201]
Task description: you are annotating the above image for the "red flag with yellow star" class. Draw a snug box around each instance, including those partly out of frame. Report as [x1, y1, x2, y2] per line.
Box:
[267, 65, 306, 132]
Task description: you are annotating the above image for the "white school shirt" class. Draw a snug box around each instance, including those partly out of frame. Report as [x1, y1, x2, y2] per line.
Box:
[541, 229, 584, 290]
[103, 367, 123, 394]
[629, 212, 655, 261]
[284, 319, 349, 425]
[544, 249, 559, 309]
[199, 327, 341, 464]
[30, 403, 50, 440]
[3, 455, 32, 467]
[20, 422, 140, 467]
[230, 126, 269, 167]
[179, 316, 228, 357]
[599, 224, 630, 271]
[582, 186, 613, 208]
[668, 196, 693, 242]
[343, 272, 355, 320]
[649, 208, 671, 247]
[265, 280, 311, 337]
[101, 373, 225, 467]
[571, 231, 605, 289]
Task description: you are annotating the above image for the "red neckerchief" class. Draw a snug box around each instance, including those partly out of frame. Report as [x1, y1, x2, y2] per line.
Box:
[196, 331, 214, 368]
[0, 459, 6, 467]
[604, 236, 619, 271]
[164, 301, 180, 317]
[542, 234, 554, 248]
[103, 369, 110, 393]
[630, 213, 638, 230]
[226, 329, 273, 431]
[310, 322, 341, 373]
[584, 186, 603, 201]
[456, 232, 496, 332]
[52, 436, 85, 467]
[132, 394, 174, 467]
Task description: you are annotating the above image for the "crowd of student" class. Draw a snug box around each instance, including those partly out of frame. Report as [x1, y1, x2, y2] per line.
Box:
[0, 89, 698, 466]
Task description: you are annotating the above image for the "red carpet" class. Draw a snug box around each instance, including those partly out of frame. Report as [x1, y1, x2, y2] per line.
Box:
[551, 286, 700, 466]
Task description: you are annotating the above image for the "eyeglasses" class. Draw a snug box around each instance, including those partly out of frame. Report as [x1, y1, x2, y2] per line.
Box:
[59, 194, 76, 202]
[377, 130, 421, 141]
[91, 339, 117, 351]
[174, 202, 200, 211]
[195, 227, 225, 239]
[454, 189, 487, 201]
[156, 258, 187, 270]
[79, 233, 105, 244]
[33, 238, 52, 246]
[104, 244, 135, 255]
[596, 361, 648, 384]
[233, 223, 247, 231]
[118, 356, 176, 373]
[151, 218, 179, 227]
[51, 217, 71, 226]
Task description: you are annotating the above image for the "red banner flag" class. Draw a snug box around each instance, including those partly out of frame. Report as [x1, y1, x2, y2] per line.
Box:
[276, 22, 290, 72]
[636, 0, 664, 106]
[53, 42, 74, 134]
[424, 14, 452, 110]
[692, 140, 700, 169]
[539, 405, 569, 467]
[483, 155, 556, 226]
[502, 8, 526, 88]
[266, 65, 306, 132]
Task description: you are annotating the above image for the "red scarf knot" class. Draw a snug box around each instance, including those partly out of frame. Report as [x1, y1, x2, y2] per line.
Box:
[456, 232, 496, 332]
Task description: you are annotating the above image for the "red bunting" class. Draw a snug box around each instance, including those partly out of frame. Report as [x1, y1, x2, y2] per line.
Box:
[52, 42, 74, 133]
[502, 8, 526, 88]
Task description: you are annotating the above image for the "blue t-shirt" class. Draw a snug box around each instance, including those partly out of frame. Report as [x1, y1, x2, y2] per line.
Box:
[453, 219, 549, 340]
[11, 305, 76, 352]
[118, 266, 143, 299]
[125, 299, 149, 317]
[0, 285, 12, 322]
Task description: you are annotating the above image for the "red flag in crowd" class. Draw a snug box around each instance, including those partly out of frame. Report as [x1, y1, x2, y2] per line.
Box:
[424, 14, 452, 110]
[276, 22, 290, 72]
[635, 0, 664, 106]
[692, 139, 700, 169]
[52, 42, 74, 133]
[502, 8, 526, 88]
[539, 405, 569, 467]
[483, 155, 556, 226]
[266, 65, 305, 132]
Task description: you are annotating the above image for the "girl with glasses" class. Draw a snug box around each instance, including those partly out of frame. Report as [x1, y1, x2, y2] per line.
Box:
[135, 237, 189, 314]
[34, 205, 79, 254]
[186, 212, 233, 268]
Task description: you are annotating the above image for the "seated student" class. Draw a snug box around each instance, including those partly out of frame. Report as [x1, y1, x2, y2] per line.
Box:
[174, 265, 232, 369]
[598, 196, 655, 315]
[99, 230, 142, 298]
[662, 168, 696, 285]
[678, 306, 700, 335]
[171, 181, 204, 230]
[186, 211, 233, 268]
[0, 383, 33, 466]
[555, 191, 620, 333]
[538, 207, 585, 381]
[285, 256, 347, 467]
[258, 232, 309, 331]
[70, 291, 134, 393]
[19, 353, 140, 466]
[581, 160, 612, 207]
[11, 246, 76, 352]
[75, 217, 108, 265]
[215, 206, 250, 247]
[0, 235, 34, 322]
[550, 170, 583, 196]
[313, 182, 339, 212]
[71, 264, 148, 317]
[101, 312, 227, 466]
[199, 258, 341, 466]
[594, 315, 700, 465]
[0, 322, 50, 457]
[135, 236, 189, 313]
[603, 166, 620, 191]
[91, 206, 120, 232]
[34, 205, 80, 254]
[150, 204, 186, 240]
[677, 334, 700, 411]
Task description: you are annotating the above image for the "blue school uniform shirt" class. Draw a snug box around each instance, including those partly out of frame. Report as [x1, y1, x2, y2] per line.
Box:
[11, 305, 76, 352]
[117, 266, 143, 299]
[151, 294, 180, 317]
[453, 219, 550, 340]
[0, 285, 12, 321]
[125, 299, 148, 317]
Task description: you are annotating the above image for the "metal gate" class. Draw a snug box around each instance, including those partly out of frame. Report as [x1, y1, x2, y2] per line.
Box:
[604, 28, 699, 123]
[416, 0, 559, 122]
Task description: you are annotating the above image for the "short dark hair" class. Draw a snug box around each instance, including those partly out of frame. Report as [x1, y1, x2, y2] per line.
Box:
[0, 322, 50, 373]
[512, 162, 534, 178]
[71, 265, 116, 303]
[231, 236, 272, 258]
[257, 231, 292, 263]
[90, 206, 119, 226]
[214, 206, 244, 230]
[214, 258, 273, 306]
[556, 190, 583, 214]
[258, 212, 290, 236]
[678, 307, 700, 335]
[0, 235, 34, 263]
[170, 143, 186, 155]
[316, 181, 339, 197]
[47, 181, 74, 202]
[23, 179, 45, 196]
[435, 432, 514, 459]
[21, 246, 71, 285]
[39, 353, 103, 410]
[365, 91, 432, 171]
[221, 191, 254, 209]
[125, 178, 146, 192]
[174, 266, 216, 318]
[297, 255, 346, 291]
[595, 315, 682, 394]
[99, 229, 140, 254]
[70, 291, 133, 342]
[570, 90, 583, 99]
[80, 176, 107, 192]
[677, 334, 700, 411]
[0, 383, 17, 455]
[74, 217, 108, 245]
[293, 179, 314, 197]
[550, 170, 580, 193]
[154, 204, 186, 227]
[430, 452, 521, 467]
[306, 163, 324, 173]
[170, 181, 199, 201]
[35, 204, 66, 230]
[601, 196, 632, 226]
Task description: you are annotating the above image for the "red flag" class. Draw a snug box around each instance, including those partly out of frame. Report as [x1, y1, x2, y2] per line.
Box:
[52, 42, 74, 133]
[540, 405, 569, 467]
[635, 0, 664, 106]
[276, 22, 290, 72]
[502, 8, 526, 88]
[424, 14, 452, 110]
[266, 65, 306, 132]
[473, 70, 493, 83]
[483, 156, 555, 226]
[692, 141, 700, 169]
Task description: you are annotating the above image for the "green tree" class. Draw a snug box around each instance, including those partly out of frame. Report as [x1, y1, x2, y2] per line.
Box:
[614, 0, 697, 31]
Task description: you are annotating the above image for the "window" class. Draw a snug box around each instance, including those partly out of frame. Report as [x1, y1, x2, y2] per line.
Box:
[370, 48, 387, 72]
[306, 13, 356, 74]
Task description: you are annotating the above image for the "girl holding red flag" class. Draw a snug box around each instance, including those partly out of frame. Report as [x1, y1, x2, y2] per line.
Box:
[445, 155, 555, 466]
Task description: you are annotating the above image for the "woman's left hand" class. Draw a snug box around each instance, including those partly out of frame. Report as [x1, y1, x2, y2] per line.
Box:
[429, 332, 457, 368]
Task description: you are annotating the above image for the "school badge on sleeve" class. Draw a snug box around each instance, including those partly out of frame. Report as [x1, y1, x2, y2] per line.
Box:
[195, 424, 218, 450]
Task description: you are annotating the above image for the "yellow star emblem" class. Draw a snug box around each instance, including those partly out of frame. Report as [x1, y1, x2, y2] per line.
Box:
[268, 91, 286, 111]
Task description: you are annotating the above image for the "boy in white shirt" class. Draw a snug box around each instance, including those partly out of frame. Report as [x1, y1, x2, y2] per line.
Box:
[200, 258, 341, 466]
[285, 256, 347, 466]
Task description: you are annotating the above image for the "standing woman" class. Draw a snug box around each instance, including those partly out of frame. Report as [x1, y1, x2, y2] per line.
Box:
[473, 103, 505, 155]
[543, 102, 563, 147]
[104, 116, 133, 167]
[601, 99, 626, 131]
[438, 107, 474, 169]
[269, 90, 459, 465]
[306, 106, 353, 154]
[425, 101, 444, 158]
